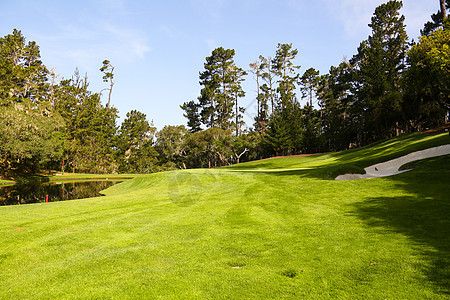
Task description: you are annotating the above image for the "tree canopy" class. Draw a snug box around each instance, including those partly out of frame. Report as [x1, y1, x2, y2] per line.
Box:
[1, 0, 449, 177]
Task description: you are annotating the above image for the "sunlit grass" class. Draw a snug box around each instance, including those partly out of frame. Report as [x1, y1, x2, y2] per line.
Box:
[0, 132, 448, 299]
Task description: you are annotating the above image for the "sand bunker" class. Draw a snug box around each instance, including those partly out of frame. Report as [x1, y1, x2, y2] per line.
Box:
[335, 144, 450, 180]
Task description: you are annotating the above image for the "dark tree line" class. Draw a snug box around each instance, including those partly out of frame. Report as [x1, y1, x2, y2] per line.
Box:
[183, 0, 449, 157]
[1, 0, 449, 178]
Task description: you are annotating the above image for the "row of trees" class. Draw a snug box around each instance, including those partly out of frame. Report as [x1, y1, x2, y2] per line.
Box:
[1, 0, 448, 177]
[183, 0, 449, 155]
[0, 29, 260, 177]
[0, 29, 147, 176]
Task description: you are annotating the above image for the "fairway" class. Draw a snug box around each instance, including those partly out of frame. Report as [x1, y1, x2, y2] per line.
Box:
[0, 133, 449, 299]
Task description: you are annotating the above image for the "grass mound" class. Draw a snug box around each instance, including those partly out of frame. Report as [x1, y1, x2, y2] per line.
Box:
[0, 132, 449, 299]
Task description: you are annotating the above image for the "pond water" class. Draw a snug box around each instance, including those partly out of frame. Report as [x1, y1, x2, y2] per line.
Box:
[0, 180, 122, 206]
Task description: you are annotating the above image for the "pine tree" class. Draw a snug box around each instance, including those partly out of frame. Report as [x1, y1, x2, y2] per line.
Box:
[250, 59, 270, 132]
[272, 43, 300, 110]
[186, 47, 246, 132]
[100, 59, 114, 108]
[300, 67, 320, 107]
[259, 55, 277, 118]
[422, 0, 449, 35]
[117, 110, 158, 173]
[353, 0, 409, 141]
[180, 100, 202, 132]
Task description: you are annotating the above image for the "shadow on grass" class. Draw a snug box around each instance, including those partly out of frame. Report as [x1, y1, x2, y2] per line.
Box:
[228, 132, 449, 180]
[353, 156, 450, 295]
[1, 169, 51, 183]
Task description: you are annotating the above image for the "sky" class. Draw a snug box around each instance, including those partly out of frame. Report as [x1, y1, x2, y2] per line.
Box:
[0, 0, 439, 130]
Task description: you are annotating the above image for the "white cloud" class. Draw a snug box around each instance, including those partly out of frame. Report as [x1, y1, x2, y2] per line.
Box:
[130, 40, 151, 58]
[100, 22, 151, 59]
[31, 20, 151, 81]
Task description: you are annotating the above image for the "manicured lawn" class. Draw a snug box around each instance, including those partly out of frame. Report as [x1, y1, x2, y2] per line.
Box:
[0, 133, 448, 299]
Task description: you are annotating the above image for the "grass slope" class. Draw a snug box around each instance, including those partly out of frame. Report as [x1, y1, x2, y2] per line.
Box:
[0, 133, 449, 299]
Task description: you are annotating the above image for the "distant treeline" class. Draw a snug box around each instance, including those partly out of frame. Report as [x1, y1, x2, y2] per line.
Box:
[0, 0, 448, 177]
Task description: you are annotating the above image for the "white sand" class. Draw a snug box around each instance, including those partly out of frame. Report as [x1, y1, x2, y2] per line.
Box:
[335, 144, 450, 181]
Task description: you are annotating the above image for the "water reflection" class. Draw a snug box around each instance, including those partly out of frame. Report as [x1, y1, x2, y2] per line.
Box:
[0, 181, 121, 206]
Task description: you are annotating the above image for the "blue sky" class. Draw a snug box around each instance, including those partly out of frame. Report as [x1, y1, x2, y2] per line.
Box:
[0, 0, 438, 130]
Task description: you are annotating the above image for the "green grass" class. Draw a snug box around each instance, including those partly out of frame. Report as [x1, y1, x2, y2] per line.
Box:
[0, 132, 449, 299]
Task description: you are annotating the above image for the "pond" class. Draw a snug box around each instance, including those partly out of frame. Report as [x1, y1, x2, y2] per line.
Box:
[0, 180, 122, 206]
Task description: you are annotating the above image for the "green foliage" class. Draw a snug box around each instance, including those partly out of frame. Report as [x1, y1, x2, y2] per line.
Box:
[184, 127, 233, 168]
[0, 29, 65, 177]
[272, 43, 300, 109]
[317, 61, 357, 151]
[300, 67, 320, 107]
[0, 102, 65, 176]
[116, 110, 158, 173]
[184, 47, 246, 131]
[54, 70, 118, 174]
[155, 125, 190, 169]
[352, 0, 409, 141]
[421, 0, 449, 35]
[404, 28, 450, 129]
[180, 100, 202, 133]
[0, 29, 49, 106]
[264, 110, 294, 156]
[2, 5, 449, 179]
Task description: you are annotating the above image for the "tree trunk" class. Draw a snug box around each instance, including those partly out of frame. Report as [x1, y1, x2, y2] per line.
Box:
[234, 148, 248, 164]
[235, 92, 239, 136]
[441, 0, 447, 19]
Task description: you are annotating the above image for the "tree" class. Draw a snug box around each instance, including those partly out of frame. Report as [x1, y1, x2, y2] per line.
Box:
[184, 47, 246, 132]
[155, 125, 190, 169]
[250, 60, 269, 133]
[230, 132, 263, 164]
[264, 111, 291, 156]
[272, 43, 301, 110]
[422, 0, 449, 36]
[199, 47, 235, 129]
[184, 128, 232, 168]
[404, 28, 450, 127]
[180, 100, 202, 132]
[230, 65, 247, 136]
[352, 0, 409, 141]
[55, 70, 118, 174]
[0, 29, 49, 106]
[317, 61, 357, 150]
[100, 59, 114, 108]
[116, 110, 157, 173]
[0, 29, 65, 177]
[259, 55, 277, 117]
[0, 103, 65, 176]
[300, 105, 324, 153]
[300, 67, 320, 107]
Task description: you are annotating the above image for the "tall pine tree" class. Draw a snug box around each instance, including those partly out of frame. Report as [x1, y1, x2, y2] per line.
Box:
[353, 0, 408, 141]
